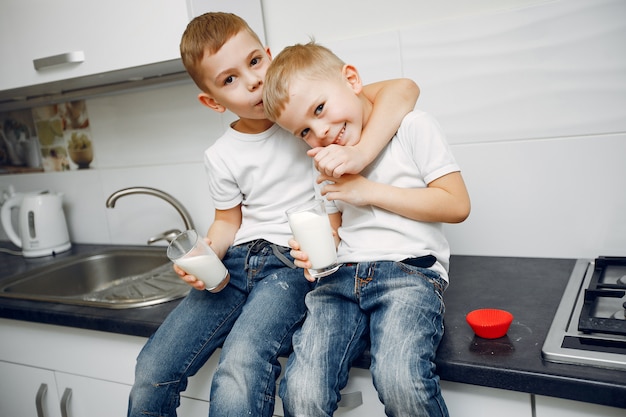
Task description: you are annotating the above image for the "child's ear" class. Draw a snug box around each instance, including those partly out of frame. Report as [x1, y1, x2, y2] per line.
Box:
[265, 46, 272, 60]
[198, 93, 226, 113]
[342, 64, 363, 94]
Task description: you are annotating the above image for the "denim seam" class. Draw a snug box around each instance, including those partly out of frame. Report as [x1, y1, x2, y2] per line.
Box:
[354, 262, 375, 297]
[260, 307, 308, 408]
[178, 294, 248, 390]
[398, 262, 447, 293]
[334, 312, 368, 407]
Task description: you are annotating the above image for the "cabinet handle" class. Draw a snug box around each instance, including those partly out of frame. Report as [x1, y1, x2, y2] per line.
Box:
[35, 383, 47, 417]
[337, 391, 363, 408]
[33, 51, 85, 71]
[60, 387, 72, 417]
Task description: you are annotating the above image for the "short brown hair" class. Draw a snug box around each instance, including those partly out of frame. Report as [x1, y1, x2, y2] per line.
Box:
[263, 42, 345, 121]
[180, 12, 263, 92]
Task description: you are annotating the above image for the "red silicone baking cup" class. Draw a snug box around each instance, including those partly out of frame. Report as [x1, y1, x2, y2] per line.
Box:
[466, 309, 514, 339]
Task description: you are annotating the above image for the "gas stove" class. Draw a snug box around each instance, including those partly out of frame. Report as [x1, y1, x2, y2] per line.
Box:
[542, 257, 626, 370]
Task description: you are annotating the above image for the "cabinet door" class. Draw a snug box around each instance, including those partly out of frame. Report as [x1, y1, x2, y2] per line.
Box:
[535, 395, 625, 417]
[179, 396, 210, 417]
[273, 368, 386, 417]
[0, 0, 189, 91]
[54, 372, 131, 417]
[0, 361, 62, 417]
[441, 381, 531, 417]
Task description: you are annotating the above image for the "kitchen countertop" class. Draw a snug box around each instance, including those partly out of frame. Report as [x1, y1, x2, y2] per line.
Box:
[0, 244, 625, 409]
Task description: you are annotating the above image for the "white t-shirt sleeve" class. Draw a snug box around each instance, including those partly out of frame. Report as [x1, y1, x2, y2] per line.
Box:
[204, 146, 242, 210]
[398, 110, 460, 185]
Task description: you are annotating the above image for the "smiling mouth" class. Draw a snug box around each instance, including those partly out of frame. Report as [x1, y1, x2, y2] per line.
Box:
[334, 124, 346, 144]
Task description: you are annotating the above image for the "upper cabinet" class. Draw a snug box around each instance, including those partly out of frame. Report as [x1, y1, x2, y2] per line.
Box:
[0, 0, 265, 108]
[0, 0, 188, 93]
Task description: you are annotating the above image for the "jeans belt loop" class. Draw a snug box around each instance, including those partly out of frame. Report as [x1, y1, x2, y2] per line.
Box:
[244, 239, 269, 270]
[270, 244, 297, 269]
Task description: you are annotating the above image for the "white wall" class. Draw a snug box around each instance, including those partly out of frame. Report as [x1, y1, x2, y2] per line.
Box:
[261, 0, 547, 52]
[1, 0, 625, 259]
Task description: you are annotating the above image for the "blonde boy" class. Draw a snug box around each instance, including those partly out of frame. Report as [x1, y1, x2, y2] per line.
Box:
[128, 14, 419, 417]
[264, 42, 470, 417]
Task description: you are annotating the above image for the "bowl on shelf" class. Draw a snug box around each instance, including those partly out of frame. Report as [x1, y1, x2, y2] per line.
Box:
[68, 146, 93, 169]
[466, 308, 513, 339]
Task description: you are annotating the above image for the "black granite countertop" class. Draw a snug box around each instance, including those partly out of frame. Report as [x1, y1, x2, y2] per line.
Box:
[1, 244, 625, 409]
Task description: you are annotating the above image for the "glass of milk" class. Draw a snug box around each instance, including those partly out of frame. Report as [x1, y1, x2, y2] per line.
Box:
[167, 229, 230, 292]
[286, 199, 339, 279]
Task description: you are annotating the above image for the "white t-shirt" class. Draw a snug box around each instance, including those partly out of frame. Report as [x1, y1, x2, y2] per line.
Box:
[334, 110, 460, 281]
[204, 123, 318, 247]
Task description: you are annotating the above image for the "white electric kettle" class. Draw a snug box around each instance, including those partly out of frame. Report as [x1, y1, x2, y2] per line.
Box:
[1, 190, 72, 257]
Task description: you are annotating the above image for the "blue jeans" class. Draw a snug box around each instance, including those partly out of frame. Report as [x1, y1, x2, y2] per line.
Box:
[128, 240, 313, 417]
[279, 261, 449, 417]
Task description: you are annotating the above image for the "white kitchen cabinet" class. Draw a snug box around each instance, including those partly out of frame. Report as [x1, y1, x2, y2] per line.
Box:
[0, 318, 222, 417]
[183, 356, 384, 416]
[272, 369, 533, 417]
[8, 318, 617, 417]
[0, 356, 533, 417]
[0, 361, 62, 417]
[535, 395, 625, 417]
[179, 396, 210, 416]
[441, 380, 531, 417]
[272, 366, 386, 417]
[55, 372, 132, 417]
[0, 0, 265, 98]
[0, 0, 189, 92]
[0, 360, 133, 417]
[0, 318, 142, 417]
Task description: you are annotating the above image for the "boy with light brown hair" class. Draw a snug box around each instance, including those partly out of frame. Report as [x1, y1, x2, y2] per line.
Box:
[127, 13, 420, 417]
[264, 41, 470, 417]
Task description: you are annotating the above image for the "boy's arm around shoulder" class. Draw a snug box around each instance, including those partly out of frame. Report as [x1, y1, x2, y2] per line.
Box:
[311, 78, 419, 177]
[360, 78, 419, 164]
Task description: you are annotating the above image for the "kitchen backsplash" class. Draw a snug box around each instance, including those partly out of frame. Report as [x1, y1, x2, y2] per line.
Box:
[0, 0, 624, 259]
[0, 82, 227, 246]
[1, 101, 94, 173]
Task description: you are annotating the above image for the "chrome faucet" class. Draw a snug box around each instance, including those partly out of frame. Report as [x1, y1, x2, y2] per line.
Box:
[106, 186, 195, 244]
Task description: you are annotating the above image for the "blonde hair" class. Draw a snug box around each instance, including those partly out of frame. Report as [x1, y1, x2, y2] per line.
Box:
[180, 12, 263, 92]
[263, 42, 345, 121]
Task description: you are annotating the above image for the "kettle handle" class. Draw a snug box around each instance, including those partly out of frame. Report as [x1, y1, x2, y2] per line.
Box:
[0, 194, 23, 248]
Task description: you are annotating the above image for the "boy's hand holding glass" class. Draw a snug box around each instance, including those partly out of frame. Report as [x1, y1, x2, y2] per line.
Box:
[286, 199, 340, 280]
[167, 229, 230, 293]
[173, 263, 207, 291]
[287, 238, 316, 282]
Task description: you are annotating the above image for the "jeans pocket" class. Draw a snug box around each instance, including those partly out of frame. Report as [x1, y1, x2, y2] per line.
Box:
[427, 272, 448, 296]
[399, 263, 447, 313]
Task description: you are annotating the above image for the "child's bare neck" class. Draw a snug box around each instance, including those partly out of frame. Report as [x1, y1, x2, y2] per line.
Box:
[232, 118, 274, 134]
[360, 93, 374, 131]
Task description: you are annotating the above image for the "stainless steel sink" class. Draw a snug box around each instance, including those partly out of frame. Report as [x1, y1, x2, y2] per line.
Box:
[0, 249, 190, 309]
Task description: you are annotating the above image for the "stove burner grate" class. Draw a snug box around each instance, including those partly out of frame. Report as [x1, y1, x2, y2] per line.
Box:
[542, 258, 626, 371]
[578, 257, 626, 335]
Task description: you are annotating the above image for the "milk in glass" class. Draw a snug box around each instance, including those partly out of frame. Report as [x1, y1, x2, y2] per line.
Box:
[175, 254, 228, 290]
[167, 229, 230, 292]
[287, 199, 339, 278]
